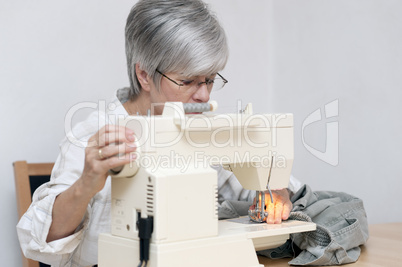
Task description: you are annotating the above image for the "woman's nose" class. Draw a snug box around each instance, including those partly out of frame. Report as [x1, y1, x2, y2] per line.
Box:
[192, 83, 211, 103]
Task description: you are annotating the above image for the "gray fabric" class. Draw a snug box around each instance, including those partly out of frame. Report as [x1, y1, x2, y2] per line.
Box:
[218, 200, 253, 220]
[258, 185, 369, 265]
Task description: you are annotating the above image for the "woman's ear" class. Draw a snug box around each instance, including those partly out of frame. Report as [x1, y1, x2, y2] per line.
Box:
[135, 64, 152, 92]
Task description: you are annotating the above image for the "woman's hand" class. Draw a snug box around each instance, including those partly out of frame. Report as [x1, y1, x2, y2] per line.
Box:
[80, 125, 137, 196]
[265, 188, 292, 224]
[251, 188, 292, 224]
[47, 125, 137, 242]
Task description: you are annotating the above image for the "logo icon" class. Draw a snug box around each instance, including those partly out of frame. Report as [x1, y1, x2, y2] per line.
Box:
[301, 99, 339, 166]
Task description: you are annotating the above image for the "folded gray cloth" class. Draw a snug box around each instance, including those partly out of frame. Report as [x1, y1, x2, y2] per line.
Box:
[258, 185, 369, 265]
[218, 200, 253, 220]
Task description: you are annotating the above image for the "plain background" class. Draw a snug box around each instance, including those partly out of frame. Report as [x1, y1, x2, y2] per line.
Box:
[1, 0, 401, 265]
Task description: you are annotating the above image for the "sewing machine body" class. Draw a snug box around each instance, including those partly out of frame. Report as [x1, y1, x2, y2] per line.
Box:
[99, 219, 314, 267]
[98, 102, 315, 267]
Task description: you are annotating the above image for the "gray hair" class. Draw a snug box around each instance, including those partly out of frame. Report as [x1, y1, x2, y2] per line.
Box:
[125, 0, 229, 99]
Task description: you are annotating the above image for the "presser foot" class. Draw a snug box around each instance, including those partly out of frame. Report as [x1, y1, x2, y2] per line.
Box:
[248, 209, 268, 223]
[248, 190, 268, 223]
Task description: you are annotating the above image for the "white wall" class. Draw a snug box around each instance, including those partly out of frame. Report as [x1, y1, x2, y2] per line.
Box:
[1, 0, 401, 266]
[270, 0, 402, 225]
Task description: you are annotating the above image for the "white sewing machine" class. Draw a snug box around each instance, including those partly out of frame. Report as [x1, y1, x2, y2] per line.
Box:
[98, 102, 315, 267]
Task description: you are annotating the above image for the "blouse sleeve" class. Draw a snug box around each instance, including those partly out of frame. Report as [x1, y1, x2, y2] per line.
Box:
[16, 130, 93, 264]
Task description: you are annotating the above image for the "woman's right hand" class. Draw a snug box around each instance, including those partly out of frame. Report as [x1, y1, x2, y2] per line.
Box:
[80, 125, 137, 197]
[47, 125, 137, 242]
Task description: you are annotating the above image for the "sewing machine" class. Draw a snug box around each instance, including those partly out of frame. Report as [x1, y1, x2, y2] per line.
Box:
[98, 102, 315, 267]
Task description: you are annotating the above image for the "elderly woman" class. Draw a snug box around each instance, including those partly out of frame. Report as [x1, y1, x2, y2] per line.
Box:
[17, 0, 298, 266]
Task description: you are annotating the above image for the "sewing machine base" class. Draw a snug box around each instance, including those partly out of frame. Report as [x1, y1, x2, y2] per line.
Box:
[98, 218, 315, 267]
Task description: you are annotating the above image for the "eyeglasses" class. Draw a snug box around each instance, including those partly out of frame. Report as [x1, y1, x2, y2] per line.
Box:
[155, 69, 228, 92]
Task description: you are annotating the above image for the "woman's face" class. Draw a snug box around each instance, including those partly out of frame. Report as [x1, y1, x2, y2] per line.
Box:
[149, 72, 213, 115]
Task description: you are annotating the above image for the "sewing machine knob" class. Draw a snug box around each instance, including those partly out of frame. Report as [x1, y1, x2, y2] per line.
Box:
[108, 136, 141, 178]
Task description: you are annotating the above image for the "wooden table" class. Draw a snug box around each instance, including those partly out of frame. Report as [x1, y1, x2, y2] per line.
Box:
[258, 223, 402, 266]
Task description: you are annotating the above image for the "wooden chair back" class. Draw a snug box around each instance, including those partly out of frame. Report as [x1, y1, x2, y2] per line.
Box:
[14, 161, 54, 267]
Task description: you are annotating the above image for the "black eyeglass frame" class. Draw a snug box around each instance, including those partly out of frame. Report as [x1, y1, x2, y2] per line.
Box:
[155, 69, 228, 90]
